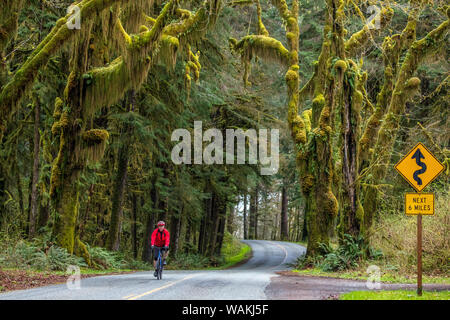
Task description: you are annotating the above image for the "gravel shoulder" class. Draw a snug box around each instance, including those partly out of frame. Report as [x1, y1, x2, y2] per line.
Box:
[265, 271, 450, 300]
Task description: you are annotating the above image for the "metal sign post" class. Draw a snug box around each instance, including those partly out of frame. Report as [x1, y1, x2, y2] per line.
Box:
[417, 214, 422, 296]
[395, 142, 444, 297]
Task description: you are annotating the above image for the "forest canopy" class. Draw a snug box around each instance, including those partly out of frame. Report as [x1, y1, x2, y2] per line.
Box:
[0, 0, 448, 275]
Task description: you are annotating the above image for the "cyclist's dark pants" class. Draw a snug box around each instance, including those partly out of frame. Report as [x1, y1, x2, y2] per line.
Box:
[153, 247, 167, 261]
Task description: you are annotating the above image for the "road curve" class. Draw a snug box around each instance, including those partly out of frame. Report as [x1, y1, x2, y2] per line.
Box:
[0, 240, 305, 300]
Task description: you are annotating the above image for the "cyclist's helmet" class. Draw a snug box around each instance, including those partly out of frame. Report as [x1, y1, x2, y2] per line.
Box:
[157, 221, 165, 227]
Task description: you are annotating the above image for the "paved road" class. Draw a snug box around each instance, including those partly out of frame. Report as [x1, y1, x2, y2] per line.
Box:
[0, 240, 306, 300]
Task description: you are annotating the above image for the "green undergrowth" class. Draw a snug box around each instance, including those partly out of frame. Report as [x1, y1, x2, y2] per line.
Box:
[0, 232, 251, 274]
[293, 267, 449, 284]
[339, 290, 450, 300]
[0, 234, 151, 272]
[166, 232, 252, 270]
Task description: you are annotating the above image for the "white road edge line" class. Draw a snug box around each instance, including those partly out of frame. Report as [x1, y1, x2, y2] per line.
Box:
[125, 274, 200, 300]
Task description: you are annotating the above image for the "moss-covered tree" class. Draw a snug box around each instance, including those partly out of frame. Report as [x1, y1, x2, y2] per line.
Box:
[229, 0, 448, 256]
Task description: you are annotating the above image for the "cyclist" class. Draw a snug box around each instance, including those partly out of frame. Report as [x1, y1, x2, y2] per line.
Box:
[150, 221, 170, 277]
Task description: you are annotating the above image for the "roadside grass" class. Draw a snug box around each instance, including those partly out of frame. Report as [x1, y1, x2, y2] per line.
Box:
[294, 241, 308, 248]
[294, 191, 449, 285]
[292, 267, 450, 285]
[339, 290, 450, 300]
[208, 243, 252, 270]
[0, 267, 138, 276]
[371, 190, 449, 275]
[54, 268, 140, 275]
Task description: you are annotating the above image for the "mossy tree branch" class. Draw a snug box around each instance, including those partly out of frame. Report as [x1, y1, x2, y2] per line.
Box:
[361, 7, 449, 235]
[344, 6, 394, 56]
[0, 0, 126, 123]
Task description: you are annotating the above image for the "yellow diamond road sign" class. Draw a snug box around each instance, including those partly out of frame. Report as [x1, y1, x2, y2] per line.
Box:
[395, 143, 445, 192]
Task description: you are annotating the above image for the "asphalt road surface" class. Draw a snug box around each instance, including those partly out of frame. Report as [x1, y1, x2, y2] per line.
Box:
[0, 240, 306, 300]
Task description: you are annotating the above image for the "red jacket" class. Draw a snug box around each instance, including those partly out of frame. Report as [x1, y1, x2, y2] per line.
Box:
[150, 228, 170, 247]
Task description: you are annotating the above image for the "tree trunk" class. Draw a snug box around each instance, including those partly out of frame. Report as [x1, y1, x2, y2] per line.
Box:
[106, 143, 129, 251]
[37, 202, 49, 231]
[254, 185, 259, 239]
[29, 100, 40, 239]
[131, 193, 138, 259]
[52, 179, 81, 254]
[142, 186, 156, 262]
[207, 193, 220, 256]
[243, 193, 248, 239]
[227, 203, 235, 235]
[184, 217, 192, 253]
[296, 206, 301, 242]
[50, 25, 103, 261]
[78, 184, 94, 239]
[215, 202, 227, 256]
[272, 212, 278, 240]
[301, 205, 307, 242]
[18, 164, 26, 232]
[198, 193, 212, 254]
[280, 185, 289, 241]
[338, 73, 363, 239]
[169, 206, 182, 257]
[0, 165, 6, 229]
[249, 189, 256, 240]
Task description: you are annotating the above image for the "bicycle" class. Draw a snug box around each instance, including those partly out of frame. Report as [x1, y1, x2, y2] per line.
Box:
[155, 247, 165, 280]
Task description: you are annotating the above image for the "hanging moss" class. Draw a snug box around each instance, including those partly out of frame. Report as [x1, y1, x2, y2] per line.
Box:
[120, 0, 154, 33]
[82, 129, 109, 144]
[83, 57, 131, 115]
[0, 0, 24, 55]
[159, 35, 179, 69]
[0, 0, 129, 122]
[230, 35, 291, 69]
[82, 0, 219, 114]
[184, 46, 202, 98]
[79, 129, 109, 163]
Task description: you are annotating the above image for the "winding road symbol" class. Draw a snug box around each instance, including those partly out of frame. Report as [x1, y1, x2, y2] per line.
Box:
[411, 148, 427, 186]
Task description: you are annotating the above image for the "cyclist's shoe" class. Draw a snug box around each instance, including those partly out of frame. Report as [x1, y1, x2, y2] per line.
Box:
[153, 270, 158, 277]
[163, 260, 167, 266]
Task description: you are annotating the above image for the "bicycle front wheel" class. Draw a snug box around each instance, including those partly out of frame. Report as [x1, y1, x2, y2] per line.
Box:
[158, 267, 162, 280]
